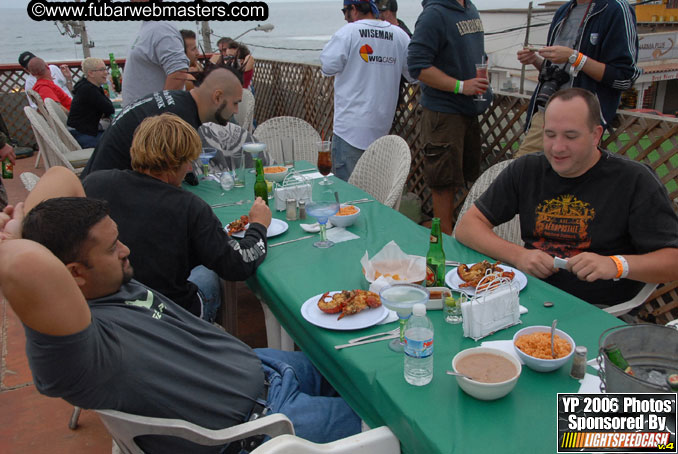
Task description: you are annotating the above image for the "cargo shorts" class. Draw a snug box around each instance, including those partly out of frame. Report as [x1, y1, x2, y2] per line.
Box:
[419, 107, 481, 189]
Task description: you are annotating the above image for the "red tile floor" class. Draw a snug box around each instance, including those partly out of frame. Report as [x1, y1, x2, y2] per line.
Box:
[0, 154, 268, 453]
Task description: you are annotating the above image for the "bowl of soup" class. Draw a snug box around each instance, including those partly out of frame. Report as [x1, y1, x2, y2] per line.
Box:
[513, 326, 575, 372]
[451, 347, 522, 400]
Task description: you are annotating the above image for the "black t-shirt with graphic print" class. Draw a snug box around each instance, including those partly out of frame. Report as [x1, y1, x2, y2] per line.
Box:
[84, 169, 267, 315]
[475, 151, 678, 305]
[24, 280, 264, 454]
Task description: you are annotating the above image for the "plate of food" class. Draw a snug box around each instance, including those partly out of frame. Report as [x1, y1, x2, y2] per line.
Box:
[226, 217, 289, 238]
[445, 260, 527, 295]
[300, 290, 388, 330]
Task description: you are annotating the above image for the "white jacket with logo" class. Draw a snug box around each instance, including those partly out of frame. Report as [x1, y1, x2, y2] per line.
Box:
[321, 19, 412, 150]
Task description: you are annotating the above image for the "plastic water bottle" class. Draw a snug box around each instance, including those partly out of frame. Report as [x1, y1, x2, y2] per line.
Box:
[404, 303, 434, 386]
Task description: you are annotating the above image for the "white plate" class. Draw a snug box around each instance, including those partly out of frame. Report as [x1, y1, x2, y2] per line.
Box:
[300, 291, 388, 331]
[445, 264, 527, 296]
[228, 218, 289, 238]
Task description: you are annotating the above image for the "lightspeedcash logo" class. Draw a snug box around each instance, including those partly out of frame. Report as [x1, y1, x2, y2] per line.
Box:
[27, 0, 269, 22]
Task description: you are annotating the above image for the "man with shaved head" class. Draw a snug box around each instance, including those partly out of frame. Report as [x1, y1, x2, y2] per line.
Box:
[81, 66, 243, 177]
[27, 57, 72, 113]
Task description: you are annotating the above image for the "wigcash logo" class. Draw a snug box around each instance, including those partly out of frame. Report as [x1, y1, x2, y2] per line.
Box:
[359, 43, 396, 64]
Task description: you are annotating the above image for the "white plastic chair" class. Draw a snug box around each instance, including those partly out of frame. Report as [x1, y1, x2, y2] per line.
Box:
[453, 159, 656, 317]
[254, 116, 321, 165]
[19, 172, 40, 191]
[23, 106, 91, 173]
[97, 409, 294, 454]
[96, 409, 399, 454]
[44, 97, 68, 127]
[25, 89, 49, 168]
[452, 160, 523, 245]
[234, 88, 255, 133]
[44, 97, 95, 158]
[348, 135, 411, 209]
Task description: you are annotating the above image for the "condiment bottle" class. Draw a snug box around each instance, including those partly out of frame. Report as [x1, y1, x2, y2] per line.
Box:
[604, 343, 634, 376]
[298, 200, 307, 220]
[425, 218, 445, 287]
[253, 158, 268, 205]
[569, 345, 587, 379]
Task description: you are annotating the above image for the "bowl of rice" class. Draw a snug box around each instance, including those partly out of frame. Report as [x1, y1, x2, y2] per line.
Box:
[513, 325, 575, 372]
[329, 204, 360, 228]
[263, 166, 289, 183]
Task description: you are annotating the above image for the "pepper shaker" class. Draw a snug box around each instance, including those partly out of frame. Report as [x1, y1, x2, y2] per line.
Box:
[570, 345, 587, 379]
[298, 200, 307, 220]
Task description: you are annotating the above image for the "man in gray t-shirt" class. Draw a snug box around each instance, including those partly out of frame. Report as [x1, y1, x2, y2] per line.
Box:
[122, 20, 189, 107]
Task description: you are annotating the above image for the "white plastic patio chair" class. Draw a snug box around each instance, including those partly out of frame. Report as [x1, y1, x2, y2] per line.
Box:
[348, 135, 411, 209]
[452, 159, 523, 245]
[23, 106, 90, 173]
[44, 97, 68, 127]
[233, 88, 255, 133]
[44, 97, 95, 159]
[97, 409, 399, 454]
[453, 159, 656, 318]
[253, 116, 321, 165]
[25, 89, 49, 168]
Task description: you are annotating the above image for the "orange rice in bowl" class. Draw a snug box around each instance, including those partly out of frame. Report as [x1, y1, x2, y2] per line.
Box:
[512, 325, 575, 372]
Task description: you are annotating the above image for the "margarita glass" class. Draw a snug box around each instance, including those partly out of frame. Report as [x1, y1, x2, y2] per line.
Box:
[379, 284, 430, 352]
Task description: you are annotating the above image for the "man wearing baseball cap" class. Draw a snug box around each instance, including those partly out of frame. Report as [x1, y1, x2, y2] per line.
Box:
[377, 0, 411, 37]
[18, 51, 73, 109]
[320, 0, 413, 180]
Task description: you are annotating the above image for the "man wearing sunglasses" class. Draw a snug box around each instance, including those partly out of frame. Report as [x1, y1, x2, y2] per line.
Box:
[321, 0, 413, 181]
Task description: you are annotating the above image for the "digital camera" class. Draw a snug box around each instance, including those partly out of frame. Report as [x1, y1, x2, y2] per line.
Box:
[535, 64, 570, 107]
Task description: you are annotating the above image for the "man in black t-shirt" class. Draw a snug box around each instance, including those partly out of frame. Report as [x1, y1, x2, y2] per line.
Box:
[456, 88, 678, 306]
[81, 67, 242, 178]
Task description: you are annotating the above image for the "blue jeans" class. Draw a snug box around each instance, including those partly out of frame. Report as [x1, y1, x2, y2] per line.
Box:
[331, 134, 364, 182]
[188, 265, 221, 322]
[255, 349, 361, 443]
[70, 129, 103, 148]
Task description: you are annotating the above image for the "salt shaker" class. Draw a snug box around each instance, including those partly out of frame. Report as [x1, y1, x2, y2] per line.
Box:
[298, 200, 307, 220]
[569, 345, 587, 379]
[286, 198, 298, 221]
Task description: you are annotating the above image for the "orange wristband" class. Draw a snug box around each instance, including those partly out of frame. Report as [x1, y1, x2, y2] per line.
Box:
[573, 52, 583, 68]
[609, 255, 623, 279]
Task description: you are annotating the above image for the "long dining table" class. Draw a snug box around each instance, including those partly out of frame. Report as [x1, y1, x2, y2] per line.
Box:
[185, 161, 624, 454]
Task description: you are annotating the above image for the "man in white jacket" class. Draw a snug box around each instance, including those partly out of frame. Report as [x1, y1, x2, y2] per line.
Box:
[320, 0, 413, 181]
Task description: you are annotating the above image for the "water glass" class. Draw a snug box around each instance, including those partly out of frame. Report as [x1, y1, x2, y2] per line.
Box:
[230, 153, 246, 188]
[444, 293, 465, 324]
[281, 137, 295, 167]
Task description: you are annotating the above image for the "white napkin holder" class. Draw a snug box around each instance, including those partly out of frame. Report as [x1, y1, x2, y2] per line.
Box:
[274, 171, 311, 211]
[461, 274, 521, 341]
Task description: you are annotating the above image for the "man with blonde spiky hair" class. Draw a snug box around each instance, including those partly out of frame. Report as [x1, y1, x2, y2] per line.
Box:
[83, 113, 271, 320]
[67, 57, 114, 148]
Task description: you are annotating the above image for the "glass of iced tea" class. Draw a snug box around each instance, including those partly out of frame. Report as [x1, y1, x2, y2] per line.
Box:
[316, 140, 333, 186]
[475, 63, 488, 102]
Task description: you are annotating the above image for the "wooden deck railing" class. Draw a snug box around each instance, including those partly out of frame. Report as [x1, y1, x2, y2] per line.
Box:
[2, 58, 677, 323]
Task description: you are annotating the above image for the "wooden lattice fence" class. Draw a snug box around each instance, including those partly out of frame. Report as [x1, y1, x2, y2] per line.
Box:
[2, 58, 678, 323]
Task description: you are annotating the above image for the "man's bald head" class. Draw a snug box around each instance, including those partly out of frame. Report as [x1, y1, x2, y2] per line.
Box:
[27, 58, 49, 78]
[191, 67, 243, 126]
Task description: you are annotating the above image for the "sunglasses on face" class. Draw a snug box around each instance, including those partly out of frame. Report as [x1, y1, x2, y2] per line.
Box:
[341, 5, 354, 14]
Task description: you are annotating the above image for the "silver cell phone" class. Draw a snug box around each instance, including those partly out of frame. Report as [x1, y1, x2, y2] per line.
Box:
[554, 257, 568, 270]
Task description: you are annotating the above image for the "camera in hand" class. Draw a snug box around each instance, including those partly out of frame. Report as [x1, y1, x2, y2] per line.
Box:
[535, 64, 570, 107]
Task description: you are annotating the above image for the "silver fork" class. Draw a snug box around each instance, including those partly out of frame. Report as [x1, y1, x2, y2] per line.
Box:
[211, 199, 251, 209]
[348, 328, 399, 344]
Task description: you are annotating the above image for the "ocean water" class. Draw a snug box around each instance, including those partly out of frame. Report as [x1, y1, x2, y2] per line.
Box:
[0, 2, 535, 66]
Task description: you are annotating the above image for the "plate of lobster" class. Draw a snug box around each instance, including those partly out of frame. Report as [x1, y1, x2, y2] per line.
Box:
[300, 290, 388, 330]
[445, 260, 527, 296]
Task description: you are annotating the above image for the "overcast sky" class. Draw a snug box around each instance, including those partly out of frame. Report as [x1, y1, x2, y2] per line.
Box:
[1, 0, 538, 11]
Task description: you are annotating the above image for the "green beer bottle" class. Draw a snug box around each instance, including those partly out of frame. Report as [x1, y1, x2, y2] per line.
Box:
[604, 343, 634, 376]
[2, 158, 13, 179]
[109, 53, 122, 94]
[254, 158, 268, 206]
[426, 218, 445, 287]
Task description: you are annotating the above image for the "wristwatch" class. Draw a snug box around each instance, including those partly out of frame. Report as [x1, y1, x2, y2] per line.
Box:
[568, 51, 578, 64]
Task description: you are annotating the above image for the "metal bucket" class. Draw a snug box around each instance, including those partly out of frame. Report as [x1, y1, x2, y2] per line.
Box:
[598, 324, 678, 393]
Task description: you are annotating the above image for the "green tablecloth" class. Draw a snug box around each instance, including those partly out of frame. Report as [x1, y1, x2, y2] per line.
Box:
[186, 163, 622, 454]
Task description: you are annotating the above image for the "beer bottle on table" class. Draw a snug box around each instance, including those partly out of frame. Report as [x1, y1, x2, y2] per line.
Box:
[2, 158, 13, 179]
[426, 218, 445, 287]
[604, 343, 634, 376]
[254, 158, 268, 206]
[109, 53, 122, 94]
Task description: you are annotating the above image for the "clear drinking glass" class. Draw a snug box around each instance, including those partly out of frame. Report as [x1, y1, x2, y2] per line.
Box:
[316, 140, 333, 185]
[444, 293, 464, 324]
[474, 63, 488, 102]
[199, 148, 217, 179]
[306, 182, 339, 248]
[379, 284, 430, 352]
